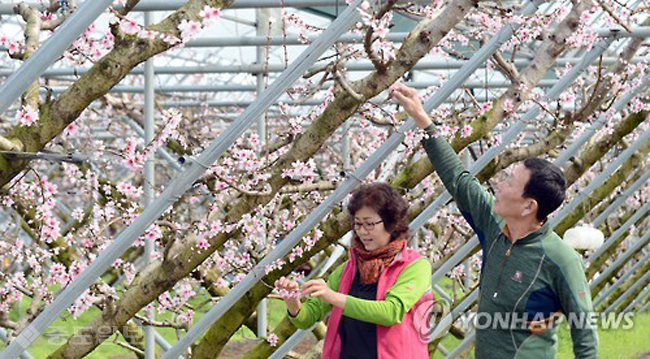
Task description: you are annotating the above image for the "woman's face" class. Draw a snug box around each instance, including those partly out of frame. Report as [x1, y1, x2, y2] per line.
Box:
[353, 206, 392, 251]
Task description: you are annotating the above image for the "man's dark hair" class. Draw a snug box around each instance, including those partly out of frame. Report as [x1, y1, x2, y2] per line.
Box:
[522, 157, 567, 221]
[347, 183, 410, 241]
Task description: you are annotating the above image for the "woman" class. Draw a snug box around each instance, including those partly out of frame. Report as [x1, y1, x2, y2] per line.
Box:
[275, 183, 433, 358]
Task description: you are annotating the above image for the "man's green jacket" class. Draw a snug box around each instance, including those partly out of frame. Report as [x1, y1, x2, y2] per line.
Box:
[421, 125, 598, 359]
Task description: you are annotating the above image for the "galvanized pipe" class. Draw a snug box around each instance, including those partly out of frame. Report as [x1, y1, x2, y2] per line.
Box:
[604, 271, 650, 314]
[2, 1, 365, 357]
[3, 57, 642, 78]
[593, 250, 650, 307]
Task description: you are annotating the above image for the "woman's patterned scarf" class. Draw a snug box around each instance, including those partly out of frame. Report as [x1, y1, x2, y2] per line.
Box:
[353, 237, 406, 284]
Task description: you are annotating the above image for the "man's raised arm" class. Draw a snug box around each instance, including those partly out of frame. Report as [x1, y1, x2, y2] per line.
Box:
[391, 84, 501, 249]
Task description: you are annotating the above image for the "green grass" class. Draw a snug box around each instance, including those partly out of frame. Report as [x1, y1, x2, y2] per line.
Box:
[2, 290, 648, 358]
[556, 311, 650, 358]
[0, 291, 289, 358]
[432, 312, 650, 358]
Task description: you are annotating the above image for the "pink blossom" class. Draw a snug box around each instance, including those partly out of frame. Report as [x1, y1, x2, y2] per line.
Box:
[116, 182, 142, 199]
[162, 34, 181, 45]
[197, 236, 210, 251]
[288, 246, 304, 263]
[119, 19, 139, 35]
[138, 29, 157, 40]
[479, 102, 492, 115]
[16, 105, 39, 126]
[144, 225, 162, 241]
[449, 265, 465, 279]
[157, 292, 173, 314]
[177, 19, 202, 42]
[177, 310, 194, 324]
[125, 154, 143, 171]
[462, 124, 472, 138]
[267, 333, 279, 347]
[282, 159, 318, 184]
[209, 220, 223, 236]
[7, 41, 20, 55]
[200, 6, 221, 25]
[63, 123, 78, 137]
[47, 263, 68, 285]
[502, 99, 515, 113]
[374, 25, 389, 38]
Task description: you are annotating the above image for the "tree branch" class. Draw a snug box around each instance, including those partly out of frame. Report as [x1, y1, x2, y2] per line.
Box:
[117, 0, 142, 16]
[0, 136, 23, 152]
[279, 180, 338, 193]
[595, 0, 634, 33]
[363, 0, 398, 74]
[389, 0, 597, 190]
[48, 0, 478, 356]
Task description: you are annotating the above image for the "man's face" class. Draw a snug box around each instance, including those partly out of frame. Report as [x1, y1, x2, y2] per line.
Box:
[494, 164, 533, 219]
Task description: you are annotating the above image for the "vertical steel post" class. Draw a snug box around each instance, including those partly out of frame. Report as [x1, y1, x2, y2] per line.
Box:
[143, 11, 156, 359]
[256, 7, 270, 340]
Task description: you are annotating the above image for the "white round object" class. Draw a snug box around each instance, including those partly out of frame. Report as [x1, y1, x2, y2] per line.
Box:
[564, 226, 605, 250]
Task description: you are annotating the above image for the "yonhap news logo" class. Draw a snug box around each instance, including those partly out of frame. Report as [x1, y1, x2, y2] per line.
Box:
[412, 297, 451, 343]
[414, 308, 636, 337]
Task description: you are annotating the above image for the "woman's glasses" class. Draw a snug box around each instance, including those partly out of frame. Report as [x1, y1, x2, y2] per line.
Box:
[353, 220, 383, 231]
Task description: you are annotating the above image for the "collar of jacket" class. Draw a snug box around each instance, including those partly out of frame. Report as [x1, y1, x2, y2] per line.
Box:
[501, 220, 552, 245]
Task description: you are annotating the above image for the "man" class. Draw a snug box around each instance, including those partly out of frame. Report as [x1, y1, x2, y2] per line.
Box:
[392, 83, 598, 358]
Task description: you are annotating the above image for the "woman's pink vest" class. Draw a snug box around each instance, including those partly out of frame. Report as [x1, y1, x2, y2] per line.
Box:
[321, 248, 433, 359]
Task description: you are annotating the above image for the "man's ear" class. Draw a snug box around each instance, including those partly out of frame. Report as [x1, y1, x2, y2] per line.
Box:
[522, 199, 538, 218]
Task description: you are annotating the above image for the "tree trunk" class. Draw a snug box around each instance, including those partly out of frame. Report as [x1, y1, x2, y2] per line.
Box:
[555, 144, 648, 236]
[47, 1, 477, 356]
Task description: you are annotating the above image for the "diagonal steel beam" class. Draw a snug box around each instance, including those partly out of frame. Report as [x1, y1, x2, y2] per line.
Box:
[0, 1, 367, 357]
[162, 1, 548, 356]
[594, 250, 650, 307]
[587, 203, 650, 273]
[622, 285, 649, 313]
[0, 0, 115, 114]
[591, 170, 650, 227]
[592, 232, 649, 305]
[160, 1, 373, 357]
[604, 271, 650, 314]
[0, 328, 33, 359]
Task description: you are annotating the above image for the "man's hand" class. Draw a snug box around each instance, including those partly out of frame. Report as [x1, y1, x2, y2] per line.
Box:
[390, 83, 433, 129]
[302, 279, 347, 310]
[528, 311, 564, 334]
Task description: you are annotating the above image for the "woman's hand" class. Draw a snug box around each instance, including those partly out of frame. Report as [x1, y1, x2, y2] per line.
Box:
[390, 83, 433, 129]
[274, 276, 301, 316]
[302, 279, 347, 310]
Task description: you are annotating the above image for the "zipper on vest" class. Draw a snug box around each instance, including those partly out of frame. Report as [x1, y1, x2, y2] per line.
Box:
[493, 240, 516, 299]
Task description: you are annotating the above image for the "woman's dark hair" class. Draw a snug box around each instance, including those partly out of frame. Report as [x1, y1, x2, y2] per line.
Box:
[347, 183, 410, 241]
[522, 157, 566, 221]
